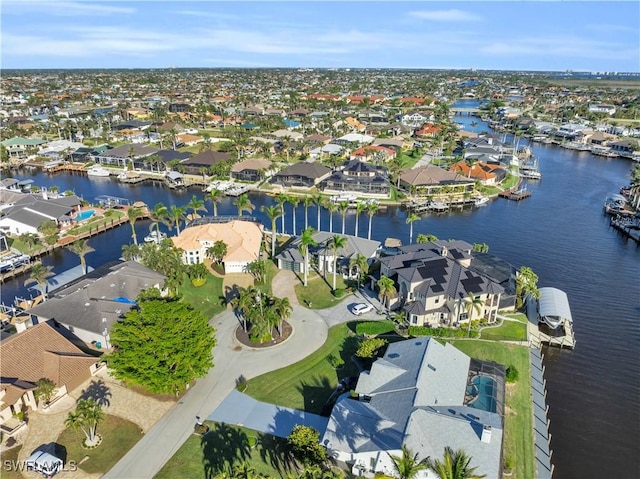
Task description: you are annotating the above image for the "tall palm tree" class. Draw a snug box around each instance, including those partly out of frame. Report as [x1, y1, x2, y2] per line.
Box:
[366, 202, 378, 240]
[426, 447, 486, 479]
[66, 239, 95, 275]
[261, 204, 282, 258]
[271, 296, 292, 336]
[167, 205, 186, 234]
[302, 196, 313, 231]
[464, 292, 484, 337]
[206, 189, 224, 217]
[388, 444, 428, 479]
[312, 193, 324, 231]
[126, 206, 144, 245]
[299, 227, 317, 287]
[349, 253, 368, 290]
[328, 235, 347, 291]
[337, 201, 349, 235]
[233, 193, 255, 217]
[377, 275, 397, 313]
[24, 262, 54, 301]
[274, 194, 288, 234]
[66, 398, 105, 446]
[288, 195, 300, 236]
[354, 202, 366, 237]
[149, 202, 169, 237]
[186, 194, 207, 222]
[406, 213, 420, 244]
[325, 200, 338, 234]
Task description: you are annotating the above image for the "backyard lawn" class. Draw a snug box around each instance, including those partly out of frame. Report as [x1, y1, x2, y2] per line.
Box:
[294, 274, 350, 310]
[178, 272, 226, 318]
[480, 318, 527, 341]
[155, 422, 296, 479]
[56, 415, 143, 474]
[448, 340, 534, 479]
[0, 445, 22, 479]
[246, 322, 361, 415]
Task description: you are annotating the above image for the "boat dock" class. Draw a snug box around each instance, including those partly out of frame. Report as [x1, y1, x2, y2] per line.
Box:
[45, 162, 88, 173]
[526, 296, 576, 350]
[610, 215, 640, 243]
[500, 187, 532, 201]
[530, 349, 555, 479]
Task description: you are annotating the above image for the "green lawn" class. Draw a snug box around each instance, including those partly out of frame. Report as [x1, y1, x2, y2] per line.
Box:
[155, 422, 296, 479]
[480, 319, 527, 341]
[0, 445, 23, 479]
[294, 274, 350, 309]
[246, 322, 361, 415]
[178, 272, 226, 318]
[57, 415, 143, 474]
[448, 340, 534, 479]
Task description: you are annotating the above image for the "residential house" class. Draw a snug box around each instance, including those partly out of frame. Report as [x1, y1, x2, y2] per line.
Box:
[1, 136, 47, 158]
[92, 143, 159, 168]
[400, 111, 433, 127]
[0, 192, 81, 235]
[179, 151, 233, 175]
[450, 161, 507, 186]
[609, 139, 637, 158]
[26, 261, 166, 348]
[0, 322, 102, 437]
[334, 133, 375, 147]
[309, 144, 344, 161]
[415, 123, 443, 139]
[231, 158, 272, 182]
[270, 129, 305, 141]
[171, 218, 263, 273]
[321, 160, 390, 198]
[349, 145, 397, 163]
[398, 165, 474, 196]
[322, 338, 504, 479]
[588, 104, 616, 115]
[377, 241, 504, 326]
[169, 103, 191, 113]
[277, 232, 380, 276]
[271, 163, 332, 188]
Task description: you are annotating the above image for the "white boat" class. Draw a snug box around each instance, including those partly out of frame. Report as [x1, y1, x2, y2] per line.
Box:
[520, 170, 542, 180]
[474, 196, 489, 207]
[87, 165, 111, 177]
[144, 231, 167, 243]
[429, 201, 448, 212]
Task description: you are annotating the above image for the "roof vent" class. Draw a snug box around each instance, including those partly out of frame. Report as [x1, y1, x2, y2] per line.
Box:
[428, 364, 436, 372]
[481, 425, 492, 444]
[388, 353, 399, 359]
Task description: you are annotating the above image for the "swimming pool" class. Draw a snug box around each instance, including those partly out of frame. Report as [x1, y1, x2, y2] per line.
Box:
[75, 209, 95, 222]
[466, 375, 498, 413]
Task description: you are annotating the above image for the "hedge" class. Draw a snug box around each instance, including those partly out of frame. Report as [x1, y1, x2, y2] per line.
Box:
[355, 321, 397, 336]
[409, 326, 479, 338]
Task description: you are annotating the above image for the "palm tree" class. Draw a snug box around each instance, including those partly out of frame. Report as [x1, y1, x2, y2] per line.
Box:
[426, 447, 486, 479]
[406, 213, 420, 244]
[377, 275, 397, 313]
[302, 196, 313, 231]
[288, 195, 300, 236]
[328, 235, 347, 291]
[233, 193, 255, 217]
[149, 202, 169, 237]
[24, 262, 54, 301]
[354, 202, 366, 237]
[186, 194, 207, 222]
[274, 194, 288, 234]
[126, 206, 144, 245]
[261, 204, 282, 258]
[206, 240, 228, 266]
[325, 200, 338, 233]
[299, 227, 317, 287]
[206, 189, 224, 217]
[121, 243, 141, 262]
[66, 398, 105, 447]
[167, 205, 186, 234]
[312, 194, 324, 231]
[416, 233, 438, 244]
[66, 239, 95, 275]
[349, 253, 368, 290]
[366, 202, 378, 240]
[337, 201, 349, 235]
[271, 296, 292, 336]
[464, 292, 484, 337]
[388, 444, 428, 479]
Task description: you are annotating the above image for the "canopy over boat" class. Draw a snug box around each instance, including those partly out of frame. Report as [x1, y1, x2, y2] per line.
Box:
[538, 287, 572, 329]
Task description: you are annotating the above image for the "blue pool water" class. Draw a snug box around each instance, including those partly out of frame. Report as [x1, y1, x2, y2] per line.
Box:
[467, 375, 497, 413]
[75, 209, 95, 222]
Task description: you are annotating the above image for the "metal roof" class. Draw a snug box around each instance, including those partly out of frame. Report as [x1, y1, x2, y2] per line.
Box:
[538, 287, 572, 327]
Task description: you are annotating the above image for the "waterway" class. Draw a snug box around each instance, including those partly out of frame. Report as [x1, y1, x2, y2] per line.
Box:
[3, 111, 639, 478]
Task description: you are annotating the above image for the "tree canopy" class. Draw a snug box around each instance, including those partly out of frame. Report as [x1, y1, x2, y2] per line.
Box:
[108, 296, 216, 394]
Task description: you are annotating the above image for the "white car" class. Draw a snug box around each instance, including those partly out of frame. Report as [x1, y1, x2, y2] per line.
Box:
[352, 303, 373, 316]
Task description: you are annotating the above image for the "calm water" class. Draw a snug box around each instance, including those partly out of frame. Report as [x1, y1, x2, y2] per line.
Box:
[4, 120, 639, 477]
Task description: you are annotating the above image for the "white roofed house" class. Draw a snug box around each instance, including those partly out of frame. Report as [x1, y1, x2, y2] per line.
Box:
[322, 338, 505, 478]
[0, 193, 81, 236]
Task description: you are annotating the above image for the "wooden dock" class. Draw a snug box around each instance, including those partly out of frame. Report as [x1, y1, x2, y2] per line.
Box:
[46, 163, 88, 173]
[499, 187, 532, 201]
[526, 299, 576, 350]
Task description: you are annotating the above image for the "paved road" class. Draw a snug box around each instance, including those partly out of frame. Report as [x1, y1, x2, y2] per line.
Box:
[104, 305, 328, 479]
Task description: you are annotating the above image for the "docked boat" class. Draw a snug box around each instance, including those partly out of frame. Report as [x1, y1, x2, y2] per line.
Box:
[225, 184, 250, 197]
[603, 194, 627, 215]
[87, 164, 111, 177]
[144, 231, 167, 243]
[429, 201, 448, 212]
[473, 196, 489, 207]
[330, 193, 358, 204]
[520, 170, 542, 180]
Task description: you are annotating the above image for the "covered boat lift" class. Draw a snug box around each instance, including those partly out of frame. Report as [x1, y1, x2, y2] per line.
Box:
[538, 287, 572, 329]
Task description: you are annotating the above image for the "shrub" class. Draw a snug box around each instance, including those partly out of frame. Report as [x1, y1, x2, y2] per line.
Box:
[506, 365, 519, 383]
[333, 288, 345, 298]
[355, 321, 396, 336]
[190, 278, 207, 287]
[409, 326, 479, 338]
[287, 425, 327, 466]
[327, 355, 344, 369]
[356, 337, 387, 359]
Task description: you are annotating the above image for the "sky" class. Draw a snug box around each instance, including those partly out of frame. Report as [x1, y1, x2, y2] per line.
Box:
[2, 1, 639, 71]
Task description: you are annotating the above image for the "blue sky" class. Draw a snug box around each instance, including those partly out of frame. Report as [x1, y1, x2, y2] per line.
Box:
[2, 1, 639, 71]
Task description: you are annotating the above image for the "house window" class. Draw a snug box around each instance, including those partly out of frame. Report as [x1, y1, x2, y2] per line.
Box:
[412, 315, 418, 324]
[434, 296, 440, 304]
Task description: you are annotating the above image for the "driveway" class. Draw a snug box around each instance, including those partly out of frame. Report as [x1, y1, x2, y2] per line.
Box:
[104, 305, 328, 479]
[208, 389, 328, 438]
[314, 285, 387, 328]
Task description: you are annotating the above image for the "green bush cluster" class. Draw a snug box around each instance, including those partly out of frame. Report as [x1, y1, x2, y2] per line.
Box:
[409, 326, 479, 338]
[333, 288, 345, 298]
[355, 321, 396, 336]
[506, 365, 519, 383]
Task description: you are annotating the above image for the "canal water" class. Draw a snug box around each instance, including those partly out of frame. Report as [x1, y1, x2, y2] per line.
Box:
[3, 116, 639, 478]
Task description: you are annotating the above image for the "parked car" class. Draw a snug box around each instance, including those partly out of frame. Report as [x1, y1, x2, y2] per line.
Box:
[352, 303, 373, 316]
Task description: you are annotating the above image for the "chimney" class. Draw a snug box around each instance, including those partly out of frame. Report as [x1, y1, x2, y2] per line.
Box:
[441, 246, 448, 257]
[481, 425, 492, 444]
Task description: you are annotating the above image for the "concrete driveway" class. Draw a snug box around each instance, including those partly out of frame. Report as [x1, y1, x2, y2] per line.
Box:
[314, 285, 387, 328]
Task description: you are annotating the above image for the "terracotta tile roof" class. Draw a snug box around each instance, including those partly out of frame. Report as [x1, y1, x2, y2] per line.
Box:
[0, 323, 97, 388]
[400, 165, 468, 186]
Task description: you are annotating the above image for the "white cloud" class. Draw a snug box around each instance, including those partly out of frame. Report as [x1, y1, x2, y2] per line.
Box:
[173, 10, 241, 20]
[409, 9, 482, 22]
[3, 0, 135, 16]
